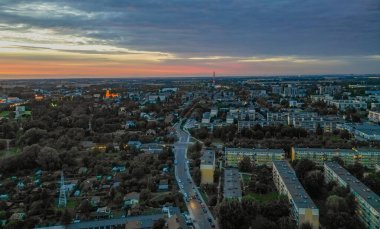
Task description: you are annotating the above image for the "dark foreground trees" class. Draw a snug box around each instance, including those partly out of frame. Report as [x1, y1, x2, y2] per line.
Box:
[217, 199, 293, 229]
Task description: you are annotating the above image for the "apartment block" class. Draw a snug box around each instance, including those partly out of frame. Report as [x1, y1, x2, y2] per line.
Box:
[330, 100, 367, 111]
[369, 110, 380, 123]
[226, 112, 234, 124]
[225, 148, 284, 167]
[237, 120, 286, 132]
[210, 107, 218, 118]
[202, 112, 211, 124]
[200, 150, 216, 184]
[318, 85, 342, 95]
[291, 147, 355, 166]
[229, 107, 255, 121]
[291, 147, 380, 169]
[223, 168, 242, 200]
[324, 162, 380, 229]
[338, 123, 380, 141]
[288, 115, 342, 133]
[272, 161, 319, 229]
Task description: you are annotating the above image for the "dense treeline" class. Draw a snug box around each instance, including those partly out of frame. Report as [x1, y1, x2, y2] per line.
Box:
[191, 124, 357, 152]
[217, 199, 296, 229]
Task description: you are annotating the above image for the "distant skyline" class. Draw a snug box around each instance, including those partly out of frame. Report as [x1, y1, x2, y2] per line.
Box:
[0, 0, 380, 79]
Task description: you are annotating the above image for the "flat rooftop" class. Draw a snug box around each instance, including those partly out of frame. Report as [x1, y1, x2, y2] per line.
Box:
[201, 150, 215, 166]
[223, 168, 242, 199]
[325, 162, 380, 212]
[203, 112, 210, 119]
[348, 123, 380, 135]
[273, 160, 318, 210]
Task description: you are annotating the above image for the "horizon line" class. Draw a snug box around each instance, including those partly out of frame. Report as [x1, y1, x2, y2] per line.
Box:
[1, 73, 380, 81]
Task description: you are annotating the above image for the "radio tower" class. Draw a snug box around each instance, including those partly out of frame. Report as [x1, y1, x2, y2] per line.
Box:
[58, 171, 67, 208]
[212, 72, 216, 87]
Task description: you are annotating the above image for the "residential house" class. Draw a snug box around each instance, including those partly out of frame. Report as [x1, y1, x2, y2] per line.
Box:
[124, 192, 140, 208]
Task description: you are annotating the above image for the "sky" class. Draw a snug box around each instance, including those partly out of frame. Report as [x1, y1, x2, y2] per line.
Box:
[0, 0, 380, 79]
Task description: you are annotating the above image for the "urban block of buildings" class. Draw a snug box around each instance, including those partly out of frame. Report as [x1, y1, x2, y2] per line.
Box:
[272, 161, 319, 229]
[324, 162, 380, 229]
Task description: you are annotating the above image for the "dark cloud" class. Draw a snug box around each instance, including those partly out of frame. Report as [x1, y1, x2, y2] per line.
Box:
[0, 0, 379, 57]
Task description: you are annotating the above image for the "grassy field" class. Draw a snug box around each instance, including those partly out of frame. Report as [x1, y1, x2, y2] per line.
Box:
[66, 198, 80, 209]
[200, 190, 209, 203]
[243, 192, 286, 203]
[0, 111, 10, 118]
[0, 147, 21, 159]
[241, 173, 251, 185]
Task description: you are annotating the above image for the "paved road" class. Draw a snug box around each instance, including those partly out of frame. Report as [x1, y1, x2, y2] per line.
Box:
[173, 122, 217, 229]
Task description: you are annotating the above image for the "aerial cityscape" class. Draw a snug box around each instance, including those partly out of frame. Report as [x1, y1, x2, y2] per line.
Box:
[1, 1, 380, 229]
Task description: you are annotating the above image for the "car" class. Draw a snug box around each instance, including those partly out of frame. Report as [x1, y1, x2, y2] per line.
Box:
[208, 217, 212, 222]
[178, 179, 182, 183]
[203, 208, 207, 213]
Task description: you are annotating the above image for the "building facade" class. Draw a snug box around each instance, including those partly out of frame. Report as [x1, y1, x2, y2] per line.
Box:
[324, 162, 380, 229]
[225, 148, 284, 167]
[291, 147, 380, 169]
[368, 110, 380, 123]
[272, 161, 319, 229]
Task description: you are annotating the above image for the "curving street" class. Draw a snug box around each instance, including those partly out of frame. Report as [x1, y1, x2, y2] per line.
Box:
[173, 122, 218, 229]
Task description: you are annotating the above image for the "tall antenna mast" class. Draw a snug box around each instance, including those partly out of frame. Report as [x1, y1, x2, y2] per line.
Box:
[58, 171, 67, 208]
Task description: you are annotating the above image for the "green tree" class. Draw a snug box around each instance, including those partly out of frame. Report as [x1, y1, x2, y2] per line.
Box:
[347, 163, 365, 179]
[363, 172, 380, 195]
[217, 200, 245, 229]
[153, 218, 165, 229]
[316, 123, 323, 135]
[303, 170, 324, 198]
[261, 200, 290, 222]
[326, 195, 348, 212]
[250, 215, 277, 229]
[78, 199, 92, 214]
[300, 223, 313, 229]
[60, 209, 72, 225]
[277, 217, 296, 229]
[238, 156, 252, 173]
[295, 159, 316, 180]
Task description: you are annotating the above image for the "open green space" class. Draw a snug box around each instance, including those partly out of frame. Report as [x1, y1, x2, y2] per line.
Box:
[66, 198, 80, 209]
[0, 111, 10, 118]
[0, 147, 21, 159]
[241, 173, 251, 185]
[243, 192, 286, 203]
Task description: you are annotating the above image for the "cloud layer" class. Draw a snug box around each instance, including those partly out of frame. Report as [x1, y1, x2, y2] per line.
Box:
[0, 0, 379, 78]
